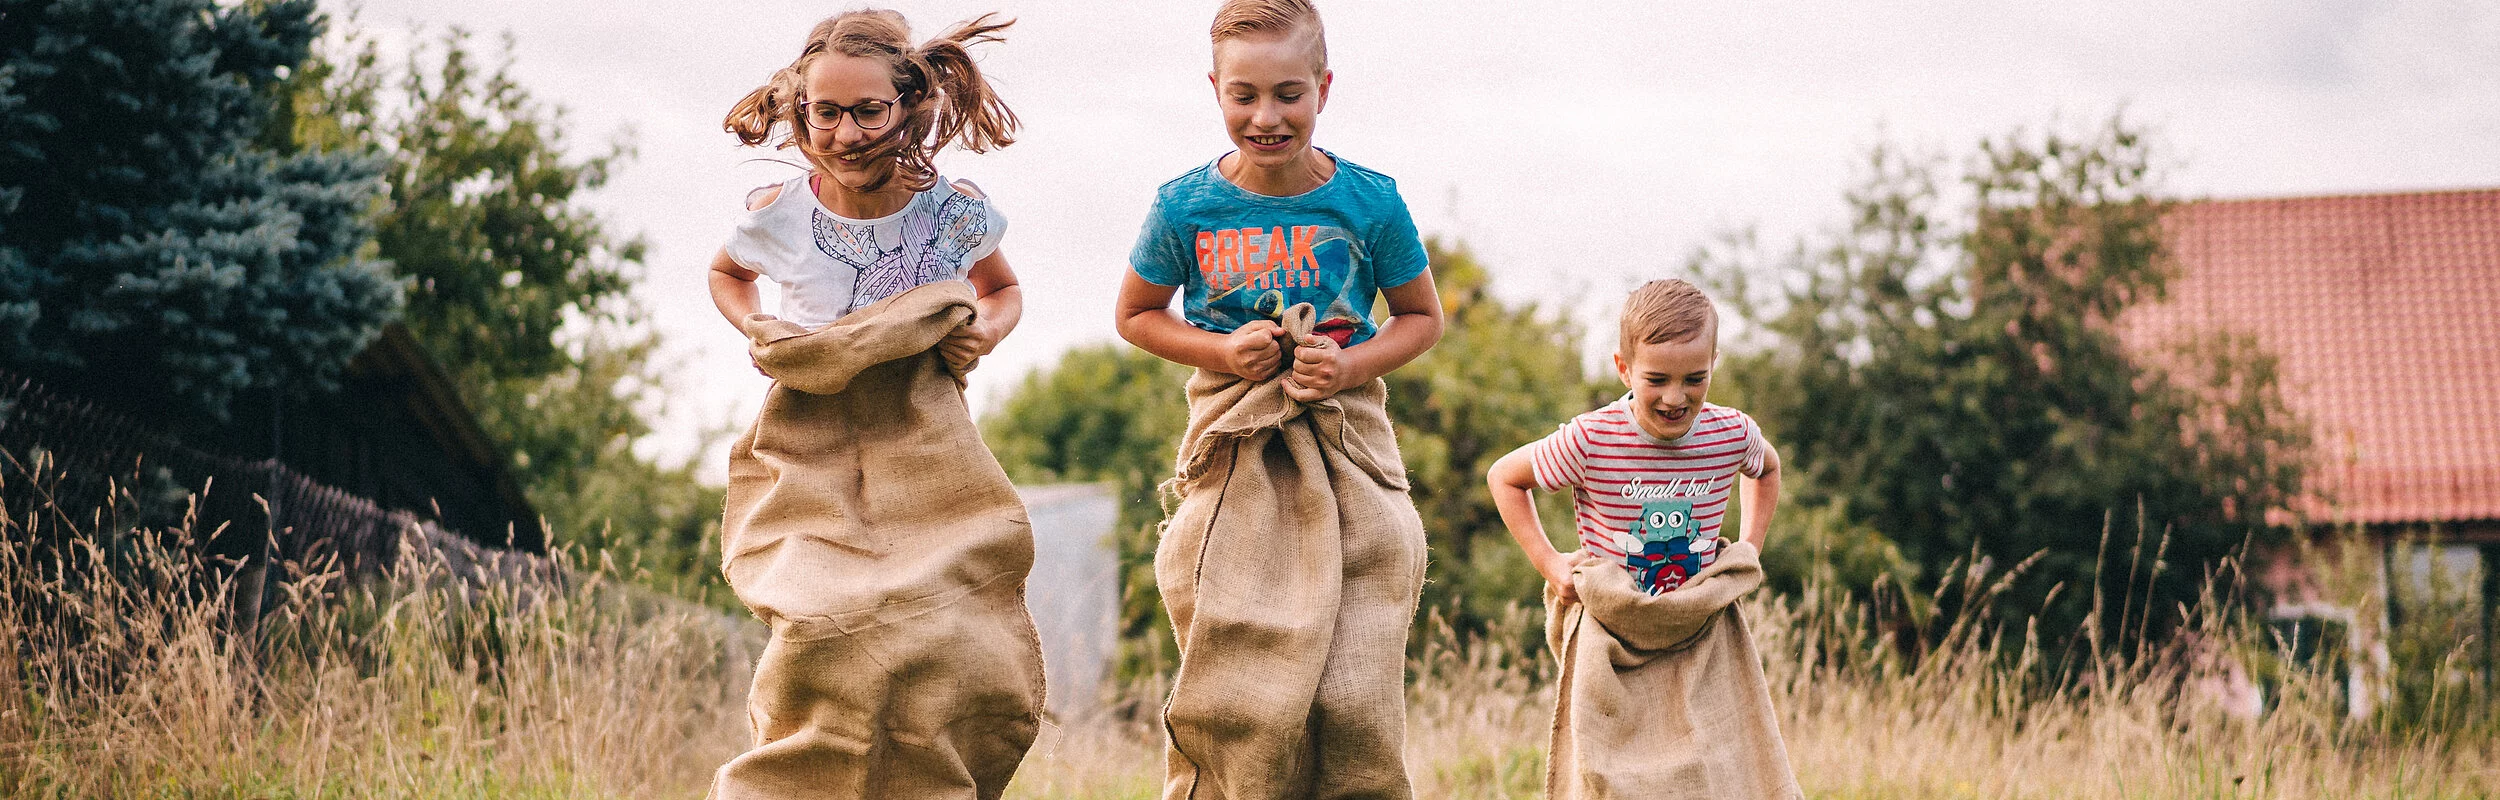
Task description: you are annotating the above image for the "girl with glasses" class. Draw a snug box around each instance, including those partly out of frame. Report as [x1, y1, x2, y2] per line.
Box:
[712, 9, 1020, 356]
[705, 9, 1044, 798]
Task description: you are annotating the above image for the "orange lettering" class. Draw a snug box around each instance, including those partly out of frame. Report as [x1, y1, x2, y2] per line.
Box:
[1215, 230, 1239, 288]
[1292, 226, 1318, 272]
[1196, 231, 1217, 277]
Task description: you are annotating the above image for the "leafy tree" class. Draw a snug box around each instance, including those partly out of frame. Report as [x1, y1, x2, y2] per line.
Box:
[1697, 116, 2308, 654]
[983, 342, 1193, 677]
[1384, 239, 1611, 633]
[0, 0, 400, 422]
[291, 27, 724, 603]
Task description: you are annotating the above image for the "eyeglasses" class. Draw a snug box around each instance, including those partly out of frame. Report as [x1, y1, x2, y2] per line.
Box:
[801, 97, 902, 131]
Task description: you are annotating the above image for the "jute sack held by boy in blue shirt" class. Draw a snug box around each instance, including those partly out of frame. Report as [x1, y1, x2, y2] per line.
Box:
[1115, 1, 1444, 797]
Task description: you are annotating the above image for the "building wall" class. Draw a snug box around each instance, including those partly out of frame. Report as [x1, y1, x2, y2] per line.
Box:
[1019, 483, 1121, 718]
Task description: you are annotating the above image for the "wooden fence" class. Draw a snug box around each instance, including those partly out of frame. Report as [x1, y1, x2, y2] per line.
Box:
[0, 370, 544, 620]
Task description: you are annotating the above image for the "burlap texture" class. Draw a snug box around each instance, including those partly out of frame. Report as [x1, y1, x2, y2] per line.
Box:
[1154, 304, 1429, 800]
[1544, 541, 1802, 800]
[712, 281, 1046, 800]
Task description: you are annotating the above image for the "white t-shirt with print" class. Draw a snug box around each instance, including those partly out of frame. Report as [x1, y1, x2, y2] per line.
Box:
[723, 175, 1006, 327]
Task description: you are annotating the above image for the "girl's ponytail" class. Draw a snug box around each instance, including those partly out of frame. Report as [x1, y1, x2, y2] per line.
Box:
[724, 68, 802, 147]
[917, 13, 1020, 155]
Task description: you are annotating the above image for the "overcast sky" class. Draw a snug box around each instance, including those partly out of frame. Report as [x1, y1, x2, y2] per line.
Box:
[331, 0, 2500, 481]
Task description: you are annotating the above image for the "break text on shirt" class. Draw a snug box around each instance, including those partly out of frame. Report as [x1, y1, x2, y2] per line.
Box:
[1197, 226, 1323, 293]
[1622, 477, 1717, 500]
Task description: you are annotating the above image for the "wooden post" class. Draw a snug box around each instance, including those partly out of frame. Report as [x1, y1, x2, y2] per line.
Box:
[2483, 542, 2498, 694]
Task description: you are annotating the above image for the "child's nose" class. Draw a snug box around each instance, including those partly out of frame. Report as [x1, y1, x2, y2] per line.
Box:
[1252, 100, 1284, 128]
[836, 116, 874, 145]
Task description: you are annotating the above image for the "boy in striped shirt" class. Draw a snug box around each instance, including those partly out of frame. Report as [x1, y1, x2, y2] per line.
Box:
[1487, 279, 1782, 600]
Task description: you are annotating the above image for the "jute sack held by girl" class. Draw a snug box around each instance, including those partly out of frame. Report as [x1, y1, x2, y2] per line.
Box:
[704, 10, 1041, 799]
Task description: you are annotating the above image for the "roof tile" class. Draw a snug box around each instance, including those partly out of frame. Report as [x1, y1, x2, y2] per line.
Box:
[2123, 188, 2500, 525]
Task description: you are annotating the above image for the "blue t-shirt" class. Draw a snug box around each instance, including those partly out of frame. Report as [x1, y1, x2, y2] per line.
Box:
[1129, 152, 1429, 347]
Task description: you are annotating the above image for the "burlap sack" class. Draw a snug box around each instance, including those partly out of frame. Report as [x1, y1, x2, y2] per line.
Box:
[1545, 541, 1802, 800]
[1154, 303, 1429, 800]
[712, 281, 1046, 800]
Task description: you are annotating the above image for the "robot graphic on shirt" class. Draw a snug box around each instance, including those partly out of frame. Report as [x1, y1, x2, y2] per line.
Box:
[1612, 499, 1721, 595]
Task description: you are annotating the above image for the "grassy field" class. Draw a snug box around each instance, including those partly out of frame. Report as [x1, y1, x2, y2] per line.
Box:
[4, 495, 2492, 798]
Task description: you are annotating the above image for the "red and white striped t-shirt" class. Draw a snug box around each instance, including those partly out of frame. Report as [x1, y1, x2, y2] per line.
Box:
[1527, 399, 1770, 585]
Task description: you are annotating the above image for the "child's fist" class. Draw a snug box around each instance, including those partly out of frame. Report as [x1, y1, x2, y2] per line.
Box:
[1222, 320, 1286, 380]
[1540, 549, 1592, 605]
[1282, 334, 1351, 402]
[940, 317, 1003, 373]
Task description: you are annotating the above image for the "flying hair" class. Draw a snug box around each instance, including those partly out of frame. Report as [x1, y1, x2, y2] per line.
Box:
[1620, 279, 1719, 356]
[723, 9, 1019, 193]
[1210, 0, 1327, 73]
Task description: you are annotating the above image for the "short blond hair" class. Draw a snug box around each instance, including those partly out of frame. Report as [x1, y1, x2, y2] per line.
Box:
[1620, 279, 1718, 354]
[1210, 0, 1327, 72]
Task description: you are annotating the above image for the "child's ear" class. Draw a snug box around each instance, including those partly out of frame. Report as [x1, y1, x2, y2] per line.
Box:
[1208, 71, 1219, 92]
[1613, 351, 1632, 386]
[1316, 69, 1333, 110]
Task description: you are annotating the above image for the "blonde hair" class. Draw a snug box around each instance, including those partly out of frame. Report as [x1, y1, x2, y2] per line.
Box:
[1620, 279, 1718, 355]
[724, 10, 1019, 193]
[1210, 0, 1327, 72]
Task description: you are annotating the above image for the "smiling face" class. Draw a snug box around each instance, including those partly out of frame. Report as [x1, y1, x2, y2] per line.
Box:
[801, 53, 908, 194]
[1614, 323, 1717, 441]
[1210, 29, 1330, 177]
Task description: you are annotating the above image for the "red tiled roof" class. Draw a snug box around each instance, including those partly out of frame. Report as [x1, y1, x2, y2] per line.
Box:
[2124, 189, 2500, 525]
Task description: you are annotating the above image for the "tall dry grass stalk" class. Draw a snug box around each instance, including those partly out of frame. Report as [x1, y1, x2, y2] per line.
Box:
[6, 457, 2490, 798]
[1006, 549, 2496, 799]
[1758, 582, 2496, 799]
[1, 460, 757, 798]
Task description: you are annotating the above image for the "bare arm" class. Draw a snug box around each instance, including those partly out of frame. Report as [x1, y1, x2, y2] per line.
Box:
[1114, 272, 1286, 379]
[1283, 269, 1445, 402]
[711, 184, 784, 331]
[1489, 443, 1588, 603]
[1738, 441, 1782, 548]
[940, 249, 1022, 371]
[709, 247, 762, 330]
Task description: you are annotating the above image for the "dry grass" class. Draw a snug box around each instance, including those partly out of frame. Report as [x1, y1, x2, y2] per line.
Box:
[1009, 549, 2499, 800]
[0, 475, 757, 798]
[4, 472, 2491, 797]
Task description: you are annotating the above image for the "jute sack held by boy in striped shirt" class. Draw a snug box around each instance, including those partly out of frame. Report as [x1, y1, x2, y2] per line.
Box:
[1488, 279, 1801, 800]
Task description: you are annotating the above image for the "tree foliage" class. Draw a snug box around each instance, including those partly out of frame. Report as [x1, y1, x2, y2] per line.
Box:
[294, 27, 723, 602]
[0, 0, 400, 422]
[1699, 116, 2308, 650]
[1384, 240, 1612, 630]
[982, 341, 1193, 676]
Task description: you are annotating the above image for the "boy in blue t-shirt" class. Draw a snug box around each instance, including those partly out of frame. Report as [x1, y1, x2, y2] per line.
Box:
[1116, 3, 1440, 402]
[1130, 165, 1426, 350]
[1115, 1, 1444, 795]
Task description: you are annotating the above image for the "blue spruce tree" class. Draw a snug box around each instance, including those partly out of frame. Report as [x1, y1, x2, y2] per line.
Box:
[0, 0, 400, 423]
